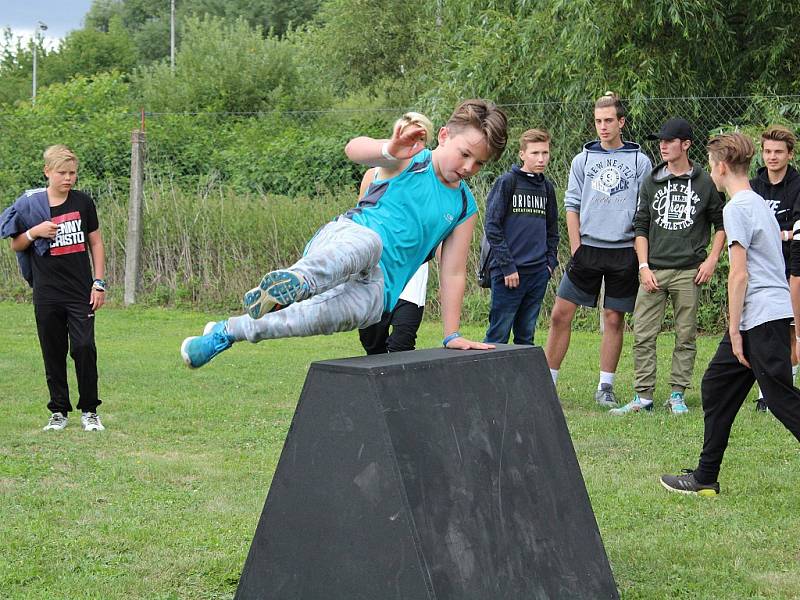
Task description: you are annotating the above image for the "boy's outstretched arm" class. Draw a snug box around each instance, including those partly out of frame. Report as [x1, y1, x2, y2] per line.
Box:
[440, 215, 494, 350]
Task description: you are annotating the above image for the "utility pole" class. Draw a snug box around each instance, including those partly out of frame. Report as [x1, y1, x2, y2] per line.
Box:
[31, 21, 48, 105]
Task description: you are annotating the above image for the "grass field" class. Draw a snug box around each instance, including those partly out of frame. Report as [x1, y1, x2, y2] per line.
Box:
[1, 302, 799, 599]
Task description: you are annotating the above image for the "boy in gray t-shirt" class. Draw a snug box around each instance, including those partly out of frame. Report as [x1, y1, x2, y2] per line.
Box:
[661, 133, 800, 496]
[724, 190, 793, 328]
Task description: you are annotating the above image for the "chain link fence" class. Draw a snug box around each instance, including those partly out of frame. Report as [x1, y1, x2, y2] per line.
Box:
[2, 95, 799, 327]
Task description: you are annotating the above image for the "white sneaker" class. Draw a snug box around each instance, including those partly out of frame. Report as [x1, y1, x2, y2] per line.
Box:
[81, 412, 105, 431]
[43, 412, 68, 431]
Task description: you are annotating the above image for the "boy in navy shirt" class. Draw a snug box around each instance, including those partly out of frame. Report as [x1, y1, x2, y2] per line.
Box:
[483, 129, 558, 345]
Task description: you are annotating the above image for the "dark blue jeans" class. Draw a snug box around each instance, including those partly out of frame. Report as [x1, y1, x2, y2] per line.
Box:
[484, 267, 550, 345]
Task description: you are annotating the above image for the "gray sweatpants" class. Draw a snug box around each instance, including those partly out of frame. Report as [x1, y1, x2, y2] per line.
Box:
[227, 218, 385, 342]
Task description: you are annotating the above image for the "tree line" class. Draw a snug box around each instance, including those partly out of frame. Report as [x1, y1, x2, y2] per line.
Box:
[2, 0, 799, 114]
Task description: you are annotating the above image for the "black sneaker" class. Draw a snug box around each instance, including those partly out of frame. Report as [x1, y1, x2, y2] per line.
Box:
[660, 469, 720, 497]
[755, 399, 768, 412]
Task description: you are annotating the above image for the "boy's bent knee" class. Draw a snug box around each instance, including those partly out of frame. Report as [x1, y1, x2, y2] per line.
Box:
[550, 299, 577, 328]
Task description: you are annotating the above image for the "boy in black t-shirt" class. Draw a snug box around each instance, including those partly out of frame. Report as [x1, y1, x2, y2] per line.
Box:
[0, 145, 107, 431]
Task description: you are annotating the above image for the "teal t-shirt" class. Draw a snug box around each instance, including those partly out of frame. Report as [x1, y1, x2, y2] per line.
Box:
[347, 149, 478, 310]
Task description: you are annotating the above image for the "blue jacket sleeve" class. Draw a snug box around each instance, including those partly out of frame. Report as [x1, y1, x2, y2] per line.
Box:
[545, 180, 559, 270]
[1, 193, 49, 287]
[0, 203, 23, 239]
[484, 174, 516, 275]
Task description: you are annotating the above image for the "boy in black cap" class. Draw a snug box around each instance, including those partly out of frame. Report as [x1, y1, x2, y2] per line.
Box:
[611, 118, 726, 415]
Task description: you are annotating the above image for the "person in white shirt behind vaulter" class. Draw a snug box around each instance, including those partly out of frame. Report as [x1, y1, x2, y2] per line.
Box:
[661, 132, 800, 496]
[357, 113, 437, 355]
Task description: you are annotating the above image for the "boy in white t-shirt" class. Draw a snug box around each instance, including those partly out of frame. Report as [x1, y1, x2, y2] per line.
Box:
[661, 133, 800, 496]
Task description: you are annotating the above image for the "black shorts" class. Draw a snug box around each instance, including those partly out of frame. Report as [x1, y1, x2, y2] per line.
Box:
[556, 245, 638, 313]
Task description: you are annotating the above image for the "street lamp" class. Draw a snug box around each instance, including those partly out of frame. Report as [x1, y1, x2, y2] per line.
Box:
[32, 21, 48, 106]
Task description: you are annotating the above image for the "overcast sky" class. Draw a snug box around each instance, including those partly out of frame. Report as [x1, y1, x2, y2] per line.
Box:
[2, 0, 95, 48]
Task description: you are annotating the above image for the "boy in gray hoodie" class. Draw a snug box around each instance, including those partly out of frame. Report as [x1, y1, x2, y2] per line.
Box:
[611, 118, 725, 416]
[544, 93, 651, 406]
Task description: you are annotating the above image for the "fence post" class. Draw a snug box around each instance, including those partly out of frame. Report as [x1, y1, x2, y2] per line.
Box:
[124, 129, 145, 306]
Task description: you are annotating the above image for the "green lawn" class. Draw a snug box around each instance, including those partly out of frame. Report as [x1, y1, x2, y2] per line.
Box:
[1, 302, 798, 599]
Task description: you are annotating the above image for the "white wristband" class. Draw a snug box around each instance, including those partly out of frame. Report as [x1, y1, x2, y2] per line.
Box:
[638, 262, 649, 271]
[381, 142, 397, 161]
[25, 230, 34, 242]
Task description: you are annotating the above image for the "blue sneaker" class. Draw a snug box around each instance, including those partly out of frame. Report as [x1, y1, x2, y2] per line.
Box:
[609, 395, 653, 416]
[181, 320, 234, 368]
[243, 270, 308, 320]
[668, 392, 689, 415]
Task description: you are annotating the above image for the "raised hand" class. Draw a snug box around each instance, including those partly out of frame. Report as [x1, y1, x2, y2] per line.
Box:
[385, 122, 429, 160]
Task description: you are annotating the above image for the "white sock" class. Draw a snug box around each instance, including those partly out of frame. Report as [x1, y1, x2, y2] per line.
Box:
[598, 371, 615, 389]
[793, 364, 798, 382]
[757, 386, 763, 400]
[550, 369, 559, 385]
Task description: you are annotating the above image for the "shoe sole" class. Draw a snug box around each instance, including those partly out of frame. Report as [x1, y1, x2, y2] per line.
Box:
[181, 336, 199, 368]
[659, 479, 718, 497]
[243, 271, 304, 320]
[609, 406, 653, 416]
[83, 425, 105, 431]
[43, 425, 67, 431]
[596, 400, 619, 408]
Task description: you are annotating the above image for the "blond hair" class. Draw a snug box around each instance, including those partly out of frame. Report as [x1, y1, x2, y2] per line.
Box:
[595, 91, 625, 119]
[519, 128, 551, 150]
[43, 145, 79, 170]
[445, 99, 508, 161]
[395, 112, 434, 147]
[707, 133, 755, 175]
[761, 125, 796, 154]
